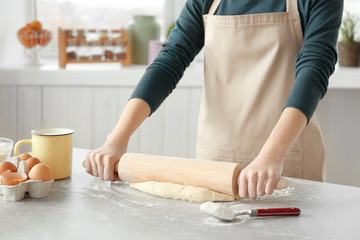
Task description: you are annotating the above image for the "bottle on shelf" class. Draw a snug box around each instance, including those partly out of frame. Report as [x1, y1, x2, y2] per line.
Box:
[78, 40, 91, 61]
[91, 40, 104, 60]
[113, 39, 126, 60]
[66, 38, 78, 61]
[104, 39, 114, 60]
[127, 15, 160, 64]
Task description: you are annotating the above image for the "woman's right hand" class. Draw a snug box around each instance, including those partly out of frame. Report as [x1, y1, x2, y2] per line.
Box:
[84, 139, 127, 181]
[84, 98, 151, 182]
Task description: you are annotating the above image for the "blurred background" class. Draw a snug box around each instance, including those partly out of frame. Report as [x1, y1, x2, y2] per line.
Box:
[0, 0, 187, 64]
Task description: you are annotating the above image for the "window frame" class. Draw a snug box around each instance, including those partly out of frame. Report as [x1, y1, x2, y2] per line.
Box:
[27, 0, 185, 59]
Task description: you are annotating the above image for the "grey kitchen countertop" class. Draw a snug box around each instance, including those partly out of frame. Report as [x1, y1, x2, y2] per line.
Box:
[1, 148, 359, 240]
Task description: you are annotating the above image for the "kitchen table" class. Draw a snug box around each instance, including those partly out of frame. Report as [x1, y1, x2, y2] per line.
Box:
[1, 148, 359, 240]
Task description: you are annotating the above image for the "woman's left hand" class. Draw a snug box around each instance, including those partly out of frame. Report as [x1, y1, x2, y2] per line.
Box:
[238, 152, 284, 199]
[238, 107, 307, 199]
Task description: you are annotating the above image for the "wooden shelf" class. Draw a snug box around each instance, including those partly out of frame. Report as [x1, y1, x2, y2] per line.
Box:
[67, 59, 125, 64]
[58, 28, 132, 69]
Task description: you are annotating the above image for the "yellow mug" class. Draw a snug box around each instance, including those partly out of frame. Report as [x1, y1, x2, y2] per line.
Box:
[14, 128, 75, 180]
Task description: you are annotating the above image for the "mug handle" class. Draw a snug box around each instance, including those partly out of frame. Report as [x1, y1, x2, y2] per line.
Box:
[14, 139, 32, 156]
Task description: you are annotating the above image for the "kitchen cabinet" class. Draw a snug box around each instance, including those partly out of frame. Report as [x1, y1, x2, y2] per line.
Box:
[0, 63, 359, 187]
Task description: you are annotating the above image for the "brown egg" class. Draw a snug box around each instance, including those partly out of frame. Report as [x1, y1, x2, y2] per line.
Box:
[26, 157, 41, 170]
[1, 170, 27, 186]
[19, 153, 32, 161]
[0, 161, 17, 175]
[28, 163, 52, 182]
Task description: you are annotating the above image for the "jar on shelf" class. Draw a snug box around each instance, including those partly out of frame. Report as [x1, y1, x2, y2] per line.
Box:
[86, 29, 99, 42]
[77, 29, 86, 43]
[127, 15, 160, 64]
[78, 40, 91, 61]
[99, 29, 109, 42]
[66, 38, 78, 61]
[65, 29, 75, 39]
[103, 40, 114, 60]
[148, 40, 162, 64]
[113, 39, 126, 60]
[91, 40, 103, 61]
[110, 29, 122, 41]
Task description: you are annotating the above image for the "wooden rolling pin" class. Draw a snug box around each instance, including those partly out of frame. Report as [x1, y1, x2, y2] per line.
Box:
[84, 153, 288, 196]
[117, 153, 241, 196]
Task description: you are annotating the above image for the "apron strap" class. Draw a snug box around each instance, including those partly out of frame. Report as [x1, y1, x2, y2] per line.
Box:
[286, 0, 299, 12]
[210, 0, 298, 15]
[208, 0, 222, 15]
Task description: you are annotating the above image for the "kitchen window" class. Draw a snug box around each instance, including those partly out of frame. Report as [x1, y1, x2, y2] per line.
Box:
[343, 0, 360, 41]
[31, 0, 186, 56]
[25, 0, 360, 58]
[345, 0, 360, 11]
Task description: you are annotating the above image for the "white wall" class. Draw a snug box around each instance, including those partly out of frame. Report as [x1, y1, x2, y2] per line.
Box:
[317, 89, 360, 187]
[163, 0, 186, 37]
[174, 0, 187, 16]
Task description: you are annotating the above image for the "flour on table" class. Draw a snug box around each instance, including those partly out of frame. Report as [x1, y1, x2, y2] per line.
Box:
[129, 181, 237, 202]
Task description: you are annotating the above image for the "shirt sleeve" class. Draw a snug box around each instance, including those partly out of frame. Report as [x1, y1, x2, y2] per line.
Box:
[130, 0, 208, 115]
[284, 0, 343, 122]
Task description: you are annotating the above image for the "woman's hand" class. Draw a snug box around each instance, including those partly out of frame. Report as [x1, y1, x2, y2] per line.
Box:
[84, 140, 126, 181]
[238, 107, 307, 199]
[238, 151, 284, 199]
[84, 98, 152, 182]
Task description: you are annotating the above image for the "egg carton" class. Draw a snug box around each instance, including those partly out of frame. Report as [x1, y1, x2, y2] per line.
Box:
[0, 156, 54, 201]
[0, 177, 54, 201]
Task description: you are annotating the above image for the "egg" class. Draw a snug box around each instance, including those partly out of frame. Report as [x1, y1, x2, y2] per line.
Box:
[28, 163, 52, 182]
[0, 161, 17, 175]
[19, 153, 32, 161]
[1, 170, 27, 186]
[26, 157, 41, 170]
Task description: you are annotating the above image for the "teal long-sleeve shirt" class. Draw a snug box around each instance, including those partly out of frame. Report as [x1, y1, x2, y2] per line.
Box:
[131, 0, 343, 122]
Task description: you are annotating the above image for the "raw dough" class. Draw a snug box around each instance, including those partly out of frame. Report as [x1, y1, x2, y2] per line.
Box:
[129, 181, 236, 202]
[129, 178, 289, 203]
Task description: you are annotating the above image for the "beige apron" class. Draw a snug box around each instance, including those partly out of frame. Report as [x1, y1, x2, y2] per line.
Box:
[197, 0, 325, 181]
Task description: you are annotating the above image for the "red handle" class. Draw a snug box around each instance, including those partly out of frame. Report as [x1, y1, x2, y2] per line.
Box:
[254, 208, 301, 217]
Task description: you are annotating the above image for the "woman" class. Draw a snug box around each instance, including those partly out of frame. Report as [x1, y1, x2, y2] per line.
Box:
[85, 0, 343, 199]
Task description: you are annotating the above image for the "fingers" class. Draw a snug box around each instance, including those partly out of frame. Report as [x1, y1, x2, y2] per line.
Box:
[265, 174, 278, 195]
[239, 171, 277, 199]
[85, 150, 119, 181]
[90, 153, 99, 177]
[248, 173, 258, 200]
[103, 156, 116, 181]
[96, 155, 105, 179]
[239, 172, 248, 198]
[239, 172, 261, 200]
[256, 173, 267, 197]
[85, 152, 92, 175]
[85, 151, 98, 176]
